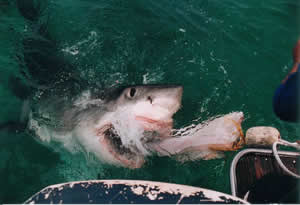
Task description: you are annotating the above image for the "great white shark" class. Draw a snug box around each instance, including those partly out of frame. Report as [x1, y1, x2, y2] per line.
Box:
[28, 85, 183, 168]
[12, 0, 245, 169]
[28, 84, 244, 168]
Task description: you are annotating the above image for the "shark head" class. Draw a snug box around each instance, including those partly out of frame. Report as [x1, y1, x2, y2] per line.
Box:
[90, 85, 183, 168]
[112, 85, 183, 132]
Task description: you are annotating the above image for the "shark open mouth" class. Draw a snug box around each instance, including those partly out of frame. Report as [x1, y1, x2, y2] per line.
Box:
[98, 124, 145, 168]
[104, 126, 139, 157]
[97, 115, 176, 168]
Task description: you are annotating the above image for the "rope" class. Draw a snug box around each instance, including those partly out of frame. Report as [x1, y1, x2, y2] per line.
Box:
[272, 140, 300, 179]
[225, 118, 245, 150]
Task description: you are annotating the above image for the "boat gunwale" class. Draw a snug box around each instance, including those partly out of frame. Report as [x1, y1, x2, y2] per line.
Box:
[230, 148, 300, 198]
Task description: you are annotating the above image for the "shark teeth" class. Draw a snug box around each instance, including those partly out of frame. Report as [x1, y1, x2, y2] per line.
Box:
[97, 124, 144, 168]
[103, 127, 136, 156]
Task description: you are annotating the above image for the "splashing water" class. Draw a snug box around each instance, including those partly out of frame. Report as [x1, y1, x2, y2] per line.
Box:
[111, 107, 151, 156]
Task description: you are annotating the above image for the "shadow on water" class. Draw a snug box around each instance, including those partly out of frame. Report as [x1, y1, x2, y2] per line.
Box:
[0, 1, 75, 203]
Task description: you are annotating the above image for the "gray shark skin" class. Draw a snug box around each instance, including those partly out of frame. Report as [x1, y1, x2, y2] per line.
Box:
[29, 85, 183, 168]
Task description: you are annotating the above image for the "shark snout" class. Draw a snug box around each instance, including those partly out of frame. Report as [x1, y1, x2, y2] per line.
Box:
[148, 85, 183, 114]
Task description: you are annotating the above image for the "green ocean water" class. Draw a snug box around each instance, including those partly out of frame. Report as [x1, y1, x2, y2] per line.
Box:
[0, 0, 299, 203]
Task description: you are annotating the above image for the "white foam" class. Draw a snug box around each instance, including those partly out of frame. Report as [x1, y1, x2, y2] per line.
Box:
[73, 90, 104, 109]
[111, 106, 150, 156]
[61, 31, 99, 56]
[142, 71, 164, 84]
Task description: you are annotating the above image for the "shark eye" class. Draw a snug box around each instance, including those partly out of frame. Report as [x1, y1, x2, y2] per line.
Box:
[128, 88, 136, 98]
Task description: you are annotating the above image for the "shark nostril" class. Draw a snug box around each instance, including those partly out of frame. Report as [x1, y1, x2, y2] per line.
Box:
[147, 96, 153, 104]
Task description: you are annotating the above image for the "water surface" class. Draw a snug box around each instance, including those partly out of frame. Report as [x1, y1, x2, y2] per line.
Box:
[0, 0, 299, 203]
